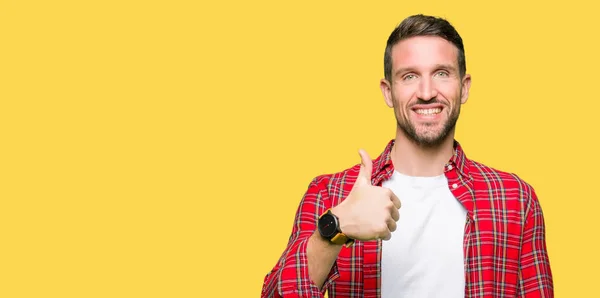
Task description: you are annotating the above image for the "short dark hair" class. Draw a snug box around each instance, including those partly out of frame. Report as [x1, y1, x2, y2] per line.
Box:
[384, 14, 466, 81]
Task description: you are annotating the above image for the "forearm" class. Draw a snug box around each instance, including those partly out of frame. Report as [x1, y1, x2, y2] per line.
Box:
[518, 189, 554, 297]
[307, 230, 343, 289]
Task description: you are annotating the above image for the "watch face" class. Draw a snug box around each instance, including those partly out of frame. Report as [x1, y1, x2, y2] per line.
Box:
[318, 213, 338, 238]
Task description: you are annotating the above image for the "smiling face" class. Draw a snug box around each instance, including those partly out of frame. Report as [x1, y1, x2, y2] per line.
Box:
[380, 35, 471, 148]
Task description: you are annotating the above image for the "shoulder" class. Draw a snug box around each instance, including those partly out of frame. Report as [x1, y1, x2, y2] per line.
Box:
[468, 159, 539, 208]
[308, 163, 362, 196]
[470, 160, 532, 188]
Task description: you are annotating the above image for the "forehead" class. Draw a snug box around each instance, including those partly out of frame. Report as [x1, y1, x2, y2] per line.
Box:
[390, 36, 459, 70]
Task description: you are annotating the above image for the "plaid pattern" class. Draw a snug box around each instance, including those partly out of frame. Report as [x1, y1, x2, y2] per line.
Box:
[262, 139, 553, 298]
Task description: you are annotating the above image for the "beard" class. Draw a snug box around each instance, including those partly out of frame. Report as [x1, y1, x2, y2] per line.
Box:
[394, 97, 461, 148]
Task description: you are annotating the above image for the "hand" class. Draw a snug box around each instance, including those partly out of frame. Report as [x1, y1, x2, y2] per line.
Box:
[331, 149, 401, 241]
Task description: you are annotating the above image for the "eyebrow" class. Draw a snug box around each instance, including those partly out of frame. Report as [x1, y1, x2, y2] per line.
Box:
[394, 64, 458, 77]
[433, 64, 458, 72]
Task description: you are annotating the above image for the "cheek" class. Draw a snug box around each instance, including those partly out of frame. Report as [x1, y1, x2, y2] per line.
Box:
[393, 97, 412, 120]
[436, 82, 462, 100]
[392, 88, 415, 108]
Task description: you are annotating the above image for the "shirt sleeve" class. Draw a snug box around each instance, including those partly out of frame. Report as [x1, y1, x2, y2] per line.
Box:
[261, 177, 340, 298]
[518, 188, 554, 297]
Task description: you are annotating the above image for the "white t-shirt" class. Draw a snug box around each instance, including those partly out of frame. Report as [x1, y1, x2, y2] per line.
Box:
[381, 170, 467, 298]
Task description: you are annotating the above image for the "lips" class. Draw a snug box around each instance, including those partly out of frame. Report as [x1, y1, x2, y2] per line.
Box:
[414, 107, 442, 115]
[411, 104, 445, 116]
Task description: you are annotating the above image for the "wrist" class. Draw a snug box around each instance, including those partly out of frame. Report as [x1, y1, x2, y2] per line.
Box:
[330, 206, 348, 235]
[317, 208, 354, 247]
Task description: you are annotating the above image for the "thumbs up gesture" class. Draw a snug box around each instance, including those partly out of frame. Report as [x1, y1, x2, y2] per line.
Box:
[331, 149, 401, 241]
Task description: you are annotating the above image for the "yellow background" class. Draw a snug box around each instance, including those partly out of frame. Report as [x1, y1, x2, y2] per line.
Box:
[1, 0, 597, 297]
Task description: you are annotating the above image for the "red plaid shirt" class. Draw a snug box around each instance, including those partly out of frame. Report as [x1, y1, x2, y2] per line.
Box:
[262, 139, 553, 298]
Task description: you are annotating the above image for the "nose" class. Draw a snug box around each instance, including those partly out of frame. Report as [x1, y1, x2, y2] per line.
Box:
[416, 77, 438, 101]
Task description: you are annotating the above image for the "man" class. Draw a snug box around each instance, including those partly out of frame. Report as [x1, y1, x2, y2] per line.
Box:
[261, 14, 553, 298]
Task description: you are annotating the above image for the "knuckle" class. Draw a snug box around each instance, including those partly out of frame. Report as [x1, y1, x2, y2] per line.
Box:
[385, 201, 394, 209]
[384, 188, 393, 196]
[380, 223, 388, 232]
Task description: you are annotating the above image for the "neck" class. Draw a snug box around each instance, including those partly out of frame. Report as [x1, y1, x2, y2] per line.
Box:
[391, 129, 455, 177]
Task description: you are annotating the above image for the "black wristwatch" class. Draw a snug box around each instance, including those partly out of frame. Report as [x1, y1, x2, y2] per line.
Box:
[317, 209, 354, 247]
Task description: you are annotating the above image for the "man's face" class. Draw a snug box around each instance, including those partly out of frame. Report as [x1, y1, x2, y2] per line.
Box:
[380, 36, 471, 147]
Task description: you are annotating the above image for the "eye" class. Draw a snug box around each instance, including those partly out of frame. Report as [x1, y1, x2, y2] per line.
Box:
[434, 71, 449, 77]
[403, 74, 417, 81]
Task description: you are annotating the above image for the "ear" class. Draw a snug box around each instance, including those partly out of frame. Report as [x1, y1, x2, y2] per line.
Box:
[380, 78, 394, 108]
[460, 74, 472, 104]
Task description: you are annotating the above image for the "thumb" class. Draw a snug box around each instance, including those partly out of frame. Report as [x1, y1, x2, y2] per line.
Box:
[358, 149, 373, 185]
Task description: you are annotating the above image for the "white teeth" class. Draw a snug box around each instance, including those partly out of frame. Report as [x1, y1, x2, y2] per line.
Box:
[415, 108, 442, 115]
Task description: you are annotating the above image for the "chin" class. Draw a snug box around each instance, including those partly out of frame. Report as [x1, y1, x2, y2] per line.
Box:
[411, 128, 452, 147]
[414, 136, 446, 147]
[397, 116, 457, 148]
